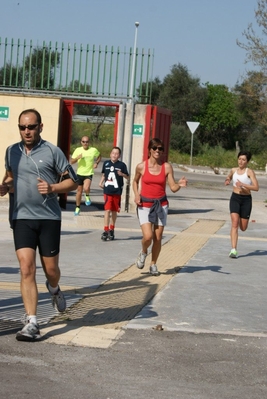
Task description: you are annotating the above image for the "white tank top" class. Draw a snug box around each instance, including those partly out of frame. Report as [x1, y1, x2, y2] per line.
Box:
[232, 168, 252, 187]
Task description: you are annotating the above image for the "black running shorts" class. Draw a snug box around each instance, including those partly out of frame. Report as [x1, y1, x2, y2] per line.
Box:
[77, 174, 93, 185]
[229, 192, 252, 219]
[13, 219, 61, 257]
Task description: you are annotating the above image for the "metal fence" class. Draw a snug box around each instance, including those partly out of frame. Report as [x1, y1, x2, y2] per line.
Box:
[0, 37, 154, 103]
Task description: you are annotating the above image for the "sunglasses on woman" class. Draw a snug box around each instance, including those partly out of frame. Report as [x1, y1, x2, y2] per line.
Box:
[151, 145, 164, 151]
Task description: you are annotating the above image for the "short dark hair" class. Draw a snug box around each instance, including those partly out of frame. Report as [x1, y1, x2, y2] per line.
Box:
[237, 150, 252, 162]
[112, 146, 121, 155]
[148, 138, 164, 151]
[18, 109, 42, 124]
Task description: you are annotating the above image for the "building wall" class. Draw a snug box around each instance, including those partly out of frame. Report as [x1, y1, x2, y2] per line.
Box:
[0, 93, 61, 182]
[118, 103, 148, 212]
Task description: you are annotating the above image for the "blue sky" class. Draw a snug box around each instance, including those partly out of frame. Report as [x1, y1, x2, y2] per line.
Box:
[0, 0, 261, 88]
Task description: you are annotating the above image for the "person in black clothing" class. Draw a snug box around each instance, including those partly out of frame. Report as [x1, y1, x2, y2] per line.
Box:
[99, 147, 129, 240]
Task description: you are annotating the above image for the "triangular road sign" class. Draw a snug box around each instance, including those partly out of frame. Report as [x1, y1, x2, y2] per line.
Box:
[186, 121, 200, 134]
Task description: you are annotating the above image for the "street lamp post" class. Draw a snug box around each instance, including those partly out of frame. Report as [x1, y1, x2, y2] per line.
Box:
[129, 22, 139, 103]
[125, 22, 139, 212]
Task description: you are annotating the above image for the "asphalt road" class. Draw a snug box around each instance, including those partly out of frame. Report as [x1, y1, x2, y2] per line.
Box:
[1, 329, 266, 399]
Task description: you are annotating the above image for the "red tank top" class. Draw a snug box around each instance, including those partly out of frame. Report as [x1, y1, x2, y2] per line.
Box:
[140, 160, 168, 207]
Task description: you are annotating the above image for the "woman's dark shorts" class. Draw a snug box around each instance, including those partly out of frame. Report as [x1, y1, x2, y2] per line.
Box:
[229, 192, 252, 219]
[13, 219, 61, 257]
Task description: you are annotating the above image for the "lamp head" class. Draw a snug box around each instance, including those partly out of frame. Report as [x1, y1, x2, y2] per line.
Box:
[135, 22, 139, 27]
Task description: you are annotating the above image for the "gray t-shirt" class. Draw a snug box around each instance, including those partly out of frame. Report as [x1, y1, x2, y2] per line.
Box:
[5, 139, 72, 220]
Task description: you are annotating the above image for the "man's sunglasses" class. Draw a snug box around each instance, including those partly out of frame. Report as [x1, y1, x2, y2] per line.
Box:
[151, 145, 164, 151]
[18, 124, 39, 131]
[82, 141, 89, 143]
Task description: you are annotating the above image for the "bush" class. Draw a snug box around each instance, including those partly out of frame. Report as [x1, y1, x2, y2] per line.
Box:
[243, 128, 267, 155]
[170, 124, 201, 155]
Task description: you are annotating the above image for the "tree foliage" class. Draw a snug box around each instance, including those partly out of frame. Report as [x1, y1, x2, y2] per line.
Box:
[234, 71, 267, 128]
[24, 46, 60, 89]
[237, 0, 267, 72]
[0, 46, 60, 89]
[157, 63, 206, 125]
[170, 124, 201, 155]
[137, 76, 162, 104]
[198, 84, 242, 148]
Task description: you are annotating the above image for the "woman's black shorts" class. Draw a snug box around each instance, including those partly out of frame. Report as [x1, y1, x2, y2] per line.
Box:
[229, 192, 252, 219]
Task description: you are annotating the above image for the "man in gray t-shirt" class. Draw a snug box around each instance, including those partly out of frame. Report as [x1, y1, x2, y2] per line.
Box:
[0, 108, 78, 342]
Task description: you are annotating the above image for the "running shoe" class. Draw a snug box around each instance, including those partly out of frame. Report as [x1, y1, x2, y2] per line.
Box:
[85, 196, 91, 206]
[74, 207, 80, 216]
[149, 264, 160, 276]
[229, 249, 238, 258]
[16, 316, 41, 342]
[108, 230, 115, 240]
[136, 251, 147, 269]
[46, 280, 66, 312]
[101, 231, 109, 241]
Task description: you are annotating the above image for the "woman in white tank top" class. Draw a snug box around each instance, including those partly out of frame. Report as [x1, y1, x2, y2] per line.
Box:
[224, 151, 259, 258]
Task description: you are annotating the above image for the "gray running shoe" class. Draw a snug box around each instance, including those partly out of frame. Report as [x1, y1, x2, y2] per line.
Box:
[149, 264, 160, 276]
[46, 280, 66, 312]
[16, 316, 41, 341]
[136, 251, 147, 269]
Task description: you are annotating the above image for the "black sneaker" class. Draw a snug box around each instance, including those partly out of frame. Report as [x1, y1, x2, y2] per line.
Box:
[108, 230, 115, 240]
[101, 231, 108, 241]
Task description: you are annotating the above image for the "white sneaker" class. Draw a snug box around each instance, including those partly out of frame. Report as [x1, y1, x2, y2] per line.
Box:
[149, 264, 160, 276]
[16, 315, 41, 341]
[229, 249, 238, 258]
[136, 251, 147, 269]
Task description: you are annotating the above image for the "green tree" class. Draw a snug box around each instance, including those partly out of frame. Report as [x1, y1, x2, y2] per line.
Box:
[234, 71, 267, 153]
[229, 0, 267, 151]
[170, 124, 201, 155]
[157, 63, 207, 125]
[234, 70, 267, 127]
[0, 46, 60, 89]
[0, 62, 23, 86]
[137, 76, 162, 104]
[198, 84, 242, 148]
[23, 46, 60, 89]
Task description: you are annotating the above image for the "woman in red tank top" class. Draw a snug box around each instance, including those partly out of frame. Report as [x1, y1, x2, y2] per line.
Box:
[132, 138, 187, 276]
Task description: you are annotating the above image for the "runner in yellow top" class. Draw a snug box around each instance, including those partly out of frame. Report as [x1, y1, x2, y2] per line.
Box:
[71, 136, 101, 215]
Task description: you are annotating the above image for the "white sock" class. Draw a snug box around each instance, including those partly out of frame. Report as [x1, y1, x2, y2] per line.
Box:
[28, 315, 37, 325]
[48, 283, 59, 294]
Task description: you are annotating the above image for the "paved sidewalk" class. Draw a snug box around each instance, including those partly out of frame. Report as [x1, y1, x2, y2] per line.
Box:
[0, 165, 267, 347]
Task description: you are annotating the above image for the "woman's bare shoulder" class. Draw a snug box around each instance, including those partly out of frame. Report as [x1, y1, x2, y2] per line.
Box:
[136, 161, 145, 173]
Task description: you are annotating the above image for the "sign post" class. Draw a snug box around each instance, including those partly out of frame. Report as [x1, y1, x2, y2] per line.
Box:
[186, 121, 200, 166]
